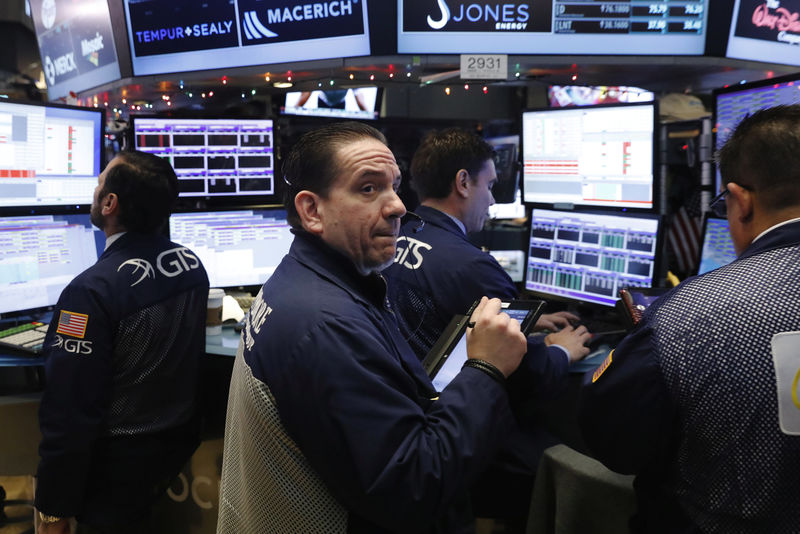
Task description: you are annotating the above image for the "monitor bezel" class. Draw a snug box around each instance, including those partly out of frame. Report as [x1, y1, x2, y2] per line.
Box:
[520, 100, 659, 214]
[522, 205, 665, 308]
[0, 98, 105, 211]
[129, 114, 281, 208]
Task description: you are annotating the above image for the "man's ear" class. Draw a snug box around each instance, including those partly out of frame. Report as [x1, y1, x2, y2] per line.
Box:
[727, 182, 753, 223]
[101, 192, 119, 216]
[295, 190, 324, 235]
[454, 169, 470, 199]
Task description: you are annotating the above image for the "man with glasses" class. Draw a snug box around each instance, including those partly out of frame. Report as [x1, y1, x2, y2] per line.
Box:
[578, 105, 800, 532]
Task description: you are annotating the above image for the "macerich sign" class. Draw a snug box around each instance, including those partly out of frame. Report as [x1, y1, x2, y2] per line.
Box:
[125, 0, 369, 76]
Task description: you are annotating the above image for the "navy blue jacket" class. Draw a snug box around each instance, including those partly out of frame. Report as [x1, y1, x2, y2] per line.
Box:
[36, 232, 209, 524]
[383, 205, 568, 400]
[219, 231, 515, 533]
[578, 220, 800, 533]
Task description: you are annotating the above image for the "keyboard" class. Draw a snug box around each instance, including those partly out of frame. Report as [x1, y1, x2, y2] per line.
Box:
[0, 321, 49, 356]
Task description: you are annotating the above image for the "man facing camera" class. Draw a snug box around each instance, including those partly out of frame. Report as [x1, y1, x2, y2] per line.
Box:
[579, 105, 800, 532]
[218, 122, 529, 533]
[36, 151, 209, 533]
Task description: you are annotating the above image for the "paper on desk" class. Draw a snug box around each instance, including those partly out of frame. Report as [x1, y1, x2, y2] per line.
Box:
[222, 295, 246, 324]
[772, 331, 800, 436]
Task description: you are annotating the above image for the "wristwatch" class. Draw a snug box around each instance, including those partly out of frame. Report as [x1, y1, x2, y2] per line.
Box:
[38, 511, 63, 523]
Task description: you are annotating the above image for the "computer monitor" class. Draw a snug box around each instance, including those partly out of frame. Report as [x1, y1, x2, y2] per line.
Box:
[0, 214, 104, 317]
[281, 87, 381, 120]
[0, 100, 104, 208]
[168, 209, 293, 289]
[521, 103, 656, 210]
[697, 216, 736, 275]
[726, 0, 800, 66]
[131, 117, 275, 200]
[548, 85, 655, 108]
[525, 208, 661, 307]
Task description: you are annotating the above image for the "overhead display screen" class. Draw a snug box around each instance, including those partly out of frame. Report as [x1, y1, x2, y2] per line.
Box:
[726, 0, 800, 66]
[398, 0, 709, 55]
[124, 0, 371, 76]
[29, 0, 121, 100]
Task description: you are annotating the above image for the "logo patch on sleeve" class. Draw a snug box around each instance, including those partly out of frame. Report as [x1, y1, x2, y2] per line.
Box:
[56, 310, 89, 339]
[771, 332, 800, 435]
[592, 350, 614, 383]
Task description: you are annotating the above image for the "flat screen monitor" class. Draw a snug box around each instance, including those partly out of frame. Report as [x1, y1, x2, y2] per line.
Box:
[697, 216, 736, 275]
[525, 208, 661, 307]
[0, 214, 104, 317]
[168, 209, 294, 289]
[0, 100, 104, 208]
[29, 0, 122, 100]
[398, 0, 708, 54]
[521, 103, 656, 210]
[124, 0, 370, 76]
[281, 87, 381, 120]
[548, 85, 655, 108]
[714, 73, 800, 190]
[726, 0, 800, 66]
[132, 117, 275, 200]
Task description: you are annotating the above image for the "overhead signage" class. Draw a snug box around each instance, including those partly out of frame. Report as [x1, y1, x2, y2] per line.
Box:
[727, 0, 800, 66]
[29, 0, 121, 100]
[398, 0, 709, 55]
[125, 0, 370, 76]
[460, 54, 508, 79]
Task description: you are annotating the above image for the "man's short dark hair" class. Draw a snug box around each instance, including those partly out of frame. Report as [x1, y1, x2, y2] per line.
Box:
[410, 128, 495, 201]
[282, 121, 387, 229]
[102, 150, 179, 233]
[718, 104, 800, 211]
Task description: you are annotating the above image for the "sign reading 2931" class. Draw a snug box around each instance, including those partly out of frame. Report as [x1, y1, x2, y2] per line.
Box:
[460, 54, 508, 80]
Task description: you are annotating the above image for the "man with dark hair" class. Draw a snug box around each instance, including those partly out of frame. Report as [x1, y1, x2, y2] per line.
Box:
[578, 105, 800, 532]
[35, 151, 209, 533]
[218, 122, 530, 533]
[382, 127, 591, 525]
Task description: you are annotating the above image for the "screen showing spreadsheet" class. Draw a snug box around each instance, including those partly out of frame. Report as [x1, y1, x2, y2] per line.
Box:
[521, 103, 656, 210]
[697, 217, 736, 275]
[0, 100, 104, 208]
[0, 214, 104, 316]
[132, 117, 275, 199]
[525, 208, 661, 307]
[168, 209, 293, 288]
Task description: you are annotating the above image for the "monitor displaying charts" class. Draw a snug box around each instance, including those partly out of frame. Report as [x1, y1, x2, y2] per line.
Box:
[168, 209, 293, 288]
[521, 103, 656, 210]
[525, 208, 661, 307]
[132, 117, 275, 200]
[0, 100, 104, 208]
[697, 216, 736, 275]
[0, 214, 104, 316]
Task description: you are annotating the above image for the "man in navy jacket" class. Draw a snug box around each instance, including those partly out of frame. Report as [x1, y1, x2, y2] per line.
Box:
[579, 105, 800, 532]
[218, 122, 529, 533]
[35, 151, 209, 533]
[382, 128, 592, 524]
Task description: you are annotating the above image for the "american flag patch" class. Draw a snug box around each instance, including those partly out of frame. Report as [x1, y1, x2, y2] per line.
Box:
[56, 310, 89, 338]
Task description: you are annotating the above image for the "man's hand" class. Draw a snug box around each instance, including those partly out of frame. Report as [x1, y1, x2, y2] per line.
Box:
[534, 311, 580, 332]
[38, 518, 71, 534]
[466, 297, 527, 377]
[545, 325, 592, 362]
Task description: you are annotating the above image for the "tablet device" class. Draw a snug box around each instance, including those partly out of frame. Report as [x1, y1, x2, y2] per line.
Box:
[422, 300, 545, 392]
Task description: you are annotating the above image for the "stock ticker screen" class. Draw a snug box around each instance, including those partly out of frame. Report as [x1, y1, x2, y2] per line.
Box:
[525, 208, 660, 307]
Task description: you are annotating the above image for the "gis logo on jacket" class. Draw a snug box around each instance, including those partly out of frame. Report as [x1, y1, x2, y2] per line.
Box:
[118, 247, 201, 286]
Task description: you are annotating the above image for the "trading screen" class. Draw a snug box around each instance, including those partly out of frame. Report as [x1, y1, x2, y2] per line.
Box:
[522, 104, 655, 209]
[697, 217, 736, 275]
[169, 209, 293, 288]
[526, 209, 660, 307]
[0, 215, 104, 315]
[133, 118, 275, 198]
[0, 102, 103, 207]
